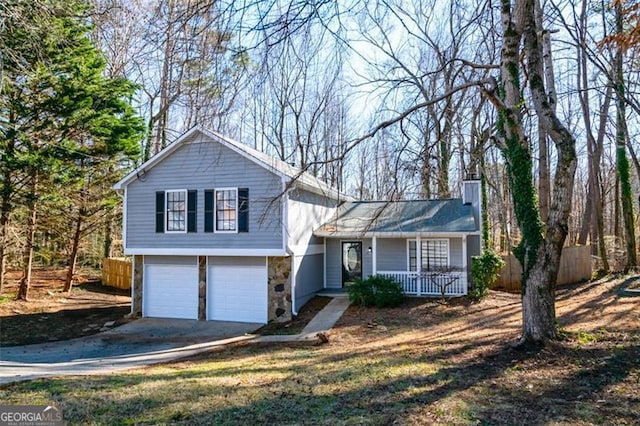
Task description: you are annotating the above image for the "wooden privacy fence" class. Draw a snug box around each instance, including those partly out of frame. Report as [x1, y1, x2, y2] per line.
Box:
[102, 258, 132, 290]
[493, 245, 592, 293]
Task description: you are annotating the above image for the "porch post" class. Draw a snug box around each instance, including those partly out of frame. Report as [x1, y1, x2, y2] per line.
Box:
[416, 235, 422, 296]
[372, 236, 377, 276]
[462, 235, 467, 295]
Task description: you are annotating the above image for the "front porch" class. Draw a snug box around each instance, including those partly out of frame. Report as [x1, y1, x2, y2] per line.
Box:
[377, 270, 467, 297]
[323, 235, 477, 296]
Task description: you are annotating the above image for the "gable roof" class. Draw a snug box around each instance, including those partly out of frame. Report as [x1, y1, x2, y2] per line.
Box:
[113, 127, 346, 200]
[314, 199, 478, 237]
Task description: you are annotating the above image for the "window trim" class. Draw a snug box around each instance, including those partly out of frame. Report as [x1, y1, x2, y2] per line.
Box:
[407, 238, 450, 272]
[164, 189, 188, 234]
[214, 187, 239, 234]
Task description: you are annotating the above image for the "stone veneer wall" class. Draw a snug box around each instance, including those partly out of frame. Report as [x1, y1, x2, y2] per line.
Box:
[198, 256, 207, 320]
[267, 256, 292, 322]
[132, 255, 143, 317]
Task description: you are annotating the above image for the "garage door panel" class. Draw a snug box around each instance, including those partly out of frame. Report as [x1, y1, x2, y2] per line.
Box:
[144, 263, 198, 320]
[208, 257, 267, 323]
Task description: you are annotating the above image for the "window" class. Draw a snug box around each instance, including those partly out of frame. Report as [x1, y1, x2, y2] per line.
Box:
[155, 190, 196, 233]
[205, 188, 248, 233]
[422, 239, 449, 270]
[408, 239, 449, 272]
[215, 188, 237, 232]
[409, 240, 418, 271]
[166, 190, 187, 232]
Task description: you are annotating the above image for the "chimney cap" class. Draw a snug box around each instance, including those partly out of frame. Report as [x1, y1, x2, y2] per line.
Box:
[464, 172, 480, 181]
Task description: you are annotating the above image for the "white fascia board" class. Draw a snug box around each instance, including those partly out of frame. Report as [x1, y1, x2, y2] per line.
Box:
[123, 248, 288, 256]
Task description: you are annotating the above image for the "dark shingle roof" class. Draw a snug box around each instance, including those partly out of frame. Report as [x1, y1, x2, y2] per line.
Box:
[314, 199, 477, 236]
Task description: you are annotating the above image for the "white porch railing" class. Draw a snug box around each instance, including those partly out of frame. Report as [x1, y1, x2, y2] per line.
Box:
[377, 270, 468, 297]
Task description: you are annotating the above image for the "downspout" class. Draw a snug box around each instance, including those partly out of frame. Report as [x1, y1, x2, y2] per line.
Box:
[282, 178, 297, 315]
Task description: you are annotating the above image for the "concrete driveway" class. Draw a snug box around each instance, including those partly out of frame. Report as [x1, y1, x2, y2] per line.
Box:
[0, 296, 351, 384]
[0, 318, 261, 383]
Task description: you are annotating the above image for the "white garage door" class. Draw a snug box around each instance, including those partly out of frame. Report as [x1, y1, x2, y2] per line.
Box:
[144, 263, 198, 319]
[208, 257, 267, 323]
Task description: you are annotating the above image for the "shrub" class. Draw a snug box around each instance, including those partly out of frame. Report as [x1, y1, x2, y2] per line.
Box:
[347, 275, 404, 308]
[470, 249, 505, 301]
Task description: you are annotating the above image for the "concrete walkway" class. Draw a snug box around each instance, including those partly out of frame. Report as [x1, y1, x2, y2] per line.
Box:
[0, 296, 350, 384]
[300, 296, 350, 334]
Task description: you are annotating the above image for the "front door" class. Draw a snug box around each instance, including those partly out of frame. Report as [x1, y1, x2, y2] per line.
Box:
[342, 241, 362, 287]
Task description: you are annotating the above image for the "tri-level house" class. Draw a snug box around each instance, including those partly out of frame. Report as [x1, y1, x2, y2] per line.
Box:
[114, 127, 482, 324]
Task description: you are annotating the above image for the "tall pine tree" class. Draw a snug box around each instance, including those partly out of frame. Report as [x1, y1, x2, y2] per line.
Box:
[1, 0, 143, 298]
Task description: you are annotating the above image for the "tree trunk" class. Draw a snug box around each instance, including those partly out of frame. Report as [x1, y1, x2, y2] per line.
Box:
[0, 178, 10, 294]
[481, 155, 490, 250]
[484, 0, 577, 343]
[421, 130, 432, 198]
[0, 113, 17, 293]
[18, 171, 38, 301]
[614, 177, 620, 238]
[535, 0, 555, 225]
[64, 211, 83, 293]
[538, 129, 550, 223]
[614, 1, 637, 269]
[578, 175, 593, 246]
[103, 210, 113, 259]
[576, 0, 610, 270]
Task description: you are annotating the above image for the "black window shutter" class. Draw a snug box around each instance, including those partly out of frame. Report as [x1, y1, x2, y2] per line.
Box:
[155, 191, 165, 233]
[187, 190, 197, 233]
[204, 190, 214, 233]
[238, 188, 249, 233]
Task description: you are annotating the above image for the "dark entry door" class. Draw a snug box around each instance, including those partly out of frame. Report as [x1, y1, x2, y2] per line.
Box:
[341, 241, 362, 287]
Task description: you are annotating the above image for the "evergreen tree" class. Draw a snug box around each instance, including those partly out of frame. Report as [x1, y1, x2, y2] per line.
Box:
[0, 0, 143, 298]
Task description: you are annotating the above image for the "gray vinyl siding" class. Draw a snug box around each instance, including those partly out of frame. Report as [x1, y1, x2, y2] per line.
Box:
[325, 238, 372, 288]
[449, 237, 463, 268]
[375, 237, 462, 271]
[294, 253, 324, 309]
[126, 134, 283, 249]
[325, 237, 468, 288]
[286, 188, 338, 249]
[144, 255, 197, 266]
[376, 238, 407, 271]
[466, 235, 481, 284]
[325, 238, 341, 288]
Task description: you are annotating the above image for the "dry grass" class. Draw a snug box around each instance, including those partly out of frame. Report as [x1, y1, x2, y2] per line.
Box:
[1, 274, 639, 425]
[0, 269, 131, 346]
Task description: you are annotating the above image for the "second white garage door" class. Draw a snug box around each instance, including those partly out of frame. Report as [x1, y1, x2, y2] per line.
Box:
[207, 257, 268, 323]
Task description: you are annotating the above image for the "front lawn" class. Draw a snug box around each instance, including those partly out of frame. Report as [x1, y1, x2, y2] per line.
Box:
[1, 275, 639, 425]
